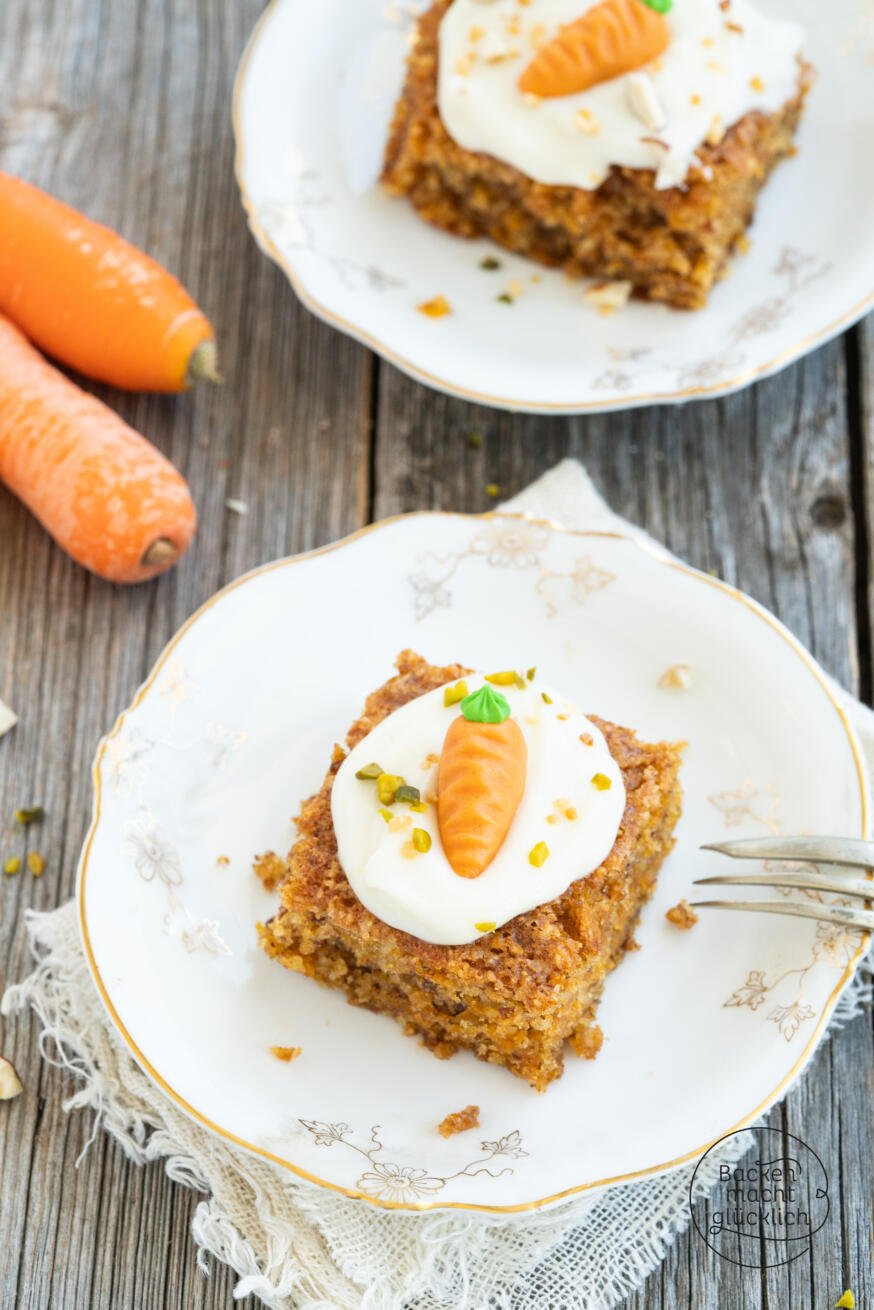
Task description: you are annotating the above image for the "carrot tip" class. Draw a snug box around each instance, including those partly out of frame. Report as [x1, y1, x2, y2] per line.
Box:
[187, 339, 222, 387]
[141, 538, 180, 570]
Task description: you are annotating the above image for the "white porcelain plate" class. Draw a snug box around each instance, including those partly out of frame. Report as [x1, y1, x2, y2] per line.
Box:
[233, 0, 874, 414]
[78, 514, 869, 1212]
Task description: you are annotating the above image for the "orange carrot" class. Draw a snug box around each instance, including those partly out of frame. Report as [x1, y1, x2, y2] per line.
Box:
[0, 173, 218, 392]
[0, 313, 196, 583]
[519, 0, 670, 99]
[438, 686, 527, 879]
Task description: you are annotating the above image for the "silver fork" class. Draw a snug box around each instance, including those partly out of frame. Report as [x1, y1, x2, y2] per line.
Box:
[691, 836, 874, 931]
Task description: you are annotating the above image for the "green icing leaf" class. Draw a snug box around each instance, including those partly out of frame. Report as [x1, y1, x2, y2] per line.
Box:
[638, 0, 672, 11]
[461, 685, 511, 724]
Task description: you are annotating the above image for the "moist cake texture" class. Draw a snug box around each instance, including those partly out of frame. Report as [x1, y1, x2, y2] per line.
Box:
[381, 0, 811, 309]
[259, 651, 683, 1091]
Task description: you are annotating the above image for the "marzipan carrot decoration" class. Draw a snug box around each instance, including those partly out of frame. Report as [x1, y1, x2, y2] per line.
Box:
[0, 313, 196, 583]
[0, 173, 218, 392]
[438, 685, 527, 879]
[519, 0, 671, 100]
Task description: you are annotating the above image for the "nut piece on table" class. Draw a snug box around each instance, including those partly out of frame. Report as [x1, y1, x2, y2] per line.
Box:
[0, 1057, 23, 1100]
[0, 699, 17, 739]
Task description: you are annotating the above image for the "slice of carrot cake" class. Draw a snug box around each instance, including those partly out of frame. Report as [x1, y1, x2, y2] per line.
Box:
[259, 651, 683, 1091]
[381, 0, 810, 309]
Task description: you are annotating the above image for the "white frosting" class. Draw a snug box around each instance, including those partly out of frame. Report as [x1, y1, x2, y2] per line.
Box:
[438, 0, 804, 190]
[331, 676, 626, 945]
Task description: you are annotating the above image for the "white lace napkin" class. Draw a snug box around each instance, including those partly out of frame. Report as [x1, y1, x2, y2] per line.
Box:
[4, 460, 871, 1310]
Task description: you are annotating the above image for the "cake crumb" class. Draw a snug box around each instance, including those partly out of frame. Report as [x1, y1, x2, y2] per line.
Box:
[438, 1104, 480, 1138]
[417, 295, 452, 318]
[270, 1045, 302, 1063]
[571, 1025, 604, 1060]
[216, 854, 230, 867]
[625, 936, 641, 952]
[666, 900, 699, 929]
[254, 851, 286, 892]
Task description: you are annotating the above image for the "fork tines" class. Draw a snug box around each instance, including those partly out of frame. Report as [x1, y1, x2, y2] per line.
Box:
[692, 836, 874, 932]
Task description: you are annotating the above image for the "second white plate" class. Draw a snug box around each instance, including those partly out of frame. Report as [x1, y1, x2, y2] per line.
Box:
[233, 0, 874, 413]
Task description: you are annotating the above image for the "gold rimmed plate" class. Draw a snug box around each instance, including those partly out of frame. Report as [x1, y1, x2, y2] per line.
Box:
[78, 513, 868, 1212]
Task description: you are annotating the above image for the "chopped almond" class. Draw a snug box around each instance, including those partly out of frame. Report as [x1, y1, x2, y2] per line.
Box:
[0, 1057, 23, 1100]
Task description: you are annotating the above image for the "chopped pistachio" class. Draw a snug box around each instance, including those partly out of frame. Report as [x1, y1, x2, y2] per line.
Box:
[591, 773, 612, 791]
[377, 773, 404, 805]
[475, 921, 497, 933]
[485, 483, 501, 498]
[378, 808, 393, 823]
[395, 784, 422, 805]
[27, 852, 46, 876]
[4, 857, 21, 876]
[14, 806, 44, 827]
[468, 429, 483, 449]
[409, 801, 427, 813]
[835, 1293, 855, 1310]
[497, 293, 514, 304]
[355, 762, 384, 780]
[541, 691, 553, 704]
[485, 671, 517, 686]
[444, 680, 469, 707]
[513, 671, 526, 689]
[412, 828, 432, 853]
[0, 700, 17, 740]
[479, 256, 501, 271]
[526, 666, 537, 681]
[529, 841, 550, 868]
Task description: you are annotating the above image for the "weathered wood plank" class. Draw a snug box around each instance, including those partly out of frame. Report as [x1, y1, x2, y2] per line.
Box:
[0, 0, 372, 1306]
[0, 0, 870, 1302]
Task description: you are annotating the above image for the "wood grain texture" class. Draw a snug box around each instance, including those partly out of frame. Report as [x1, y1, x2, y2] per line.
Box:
[0, 0, 871, 1306]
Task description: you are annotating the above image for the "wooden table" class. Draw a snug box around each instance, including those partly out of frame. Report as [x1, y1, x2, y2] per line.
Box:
[0, 2, 871, 1306]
